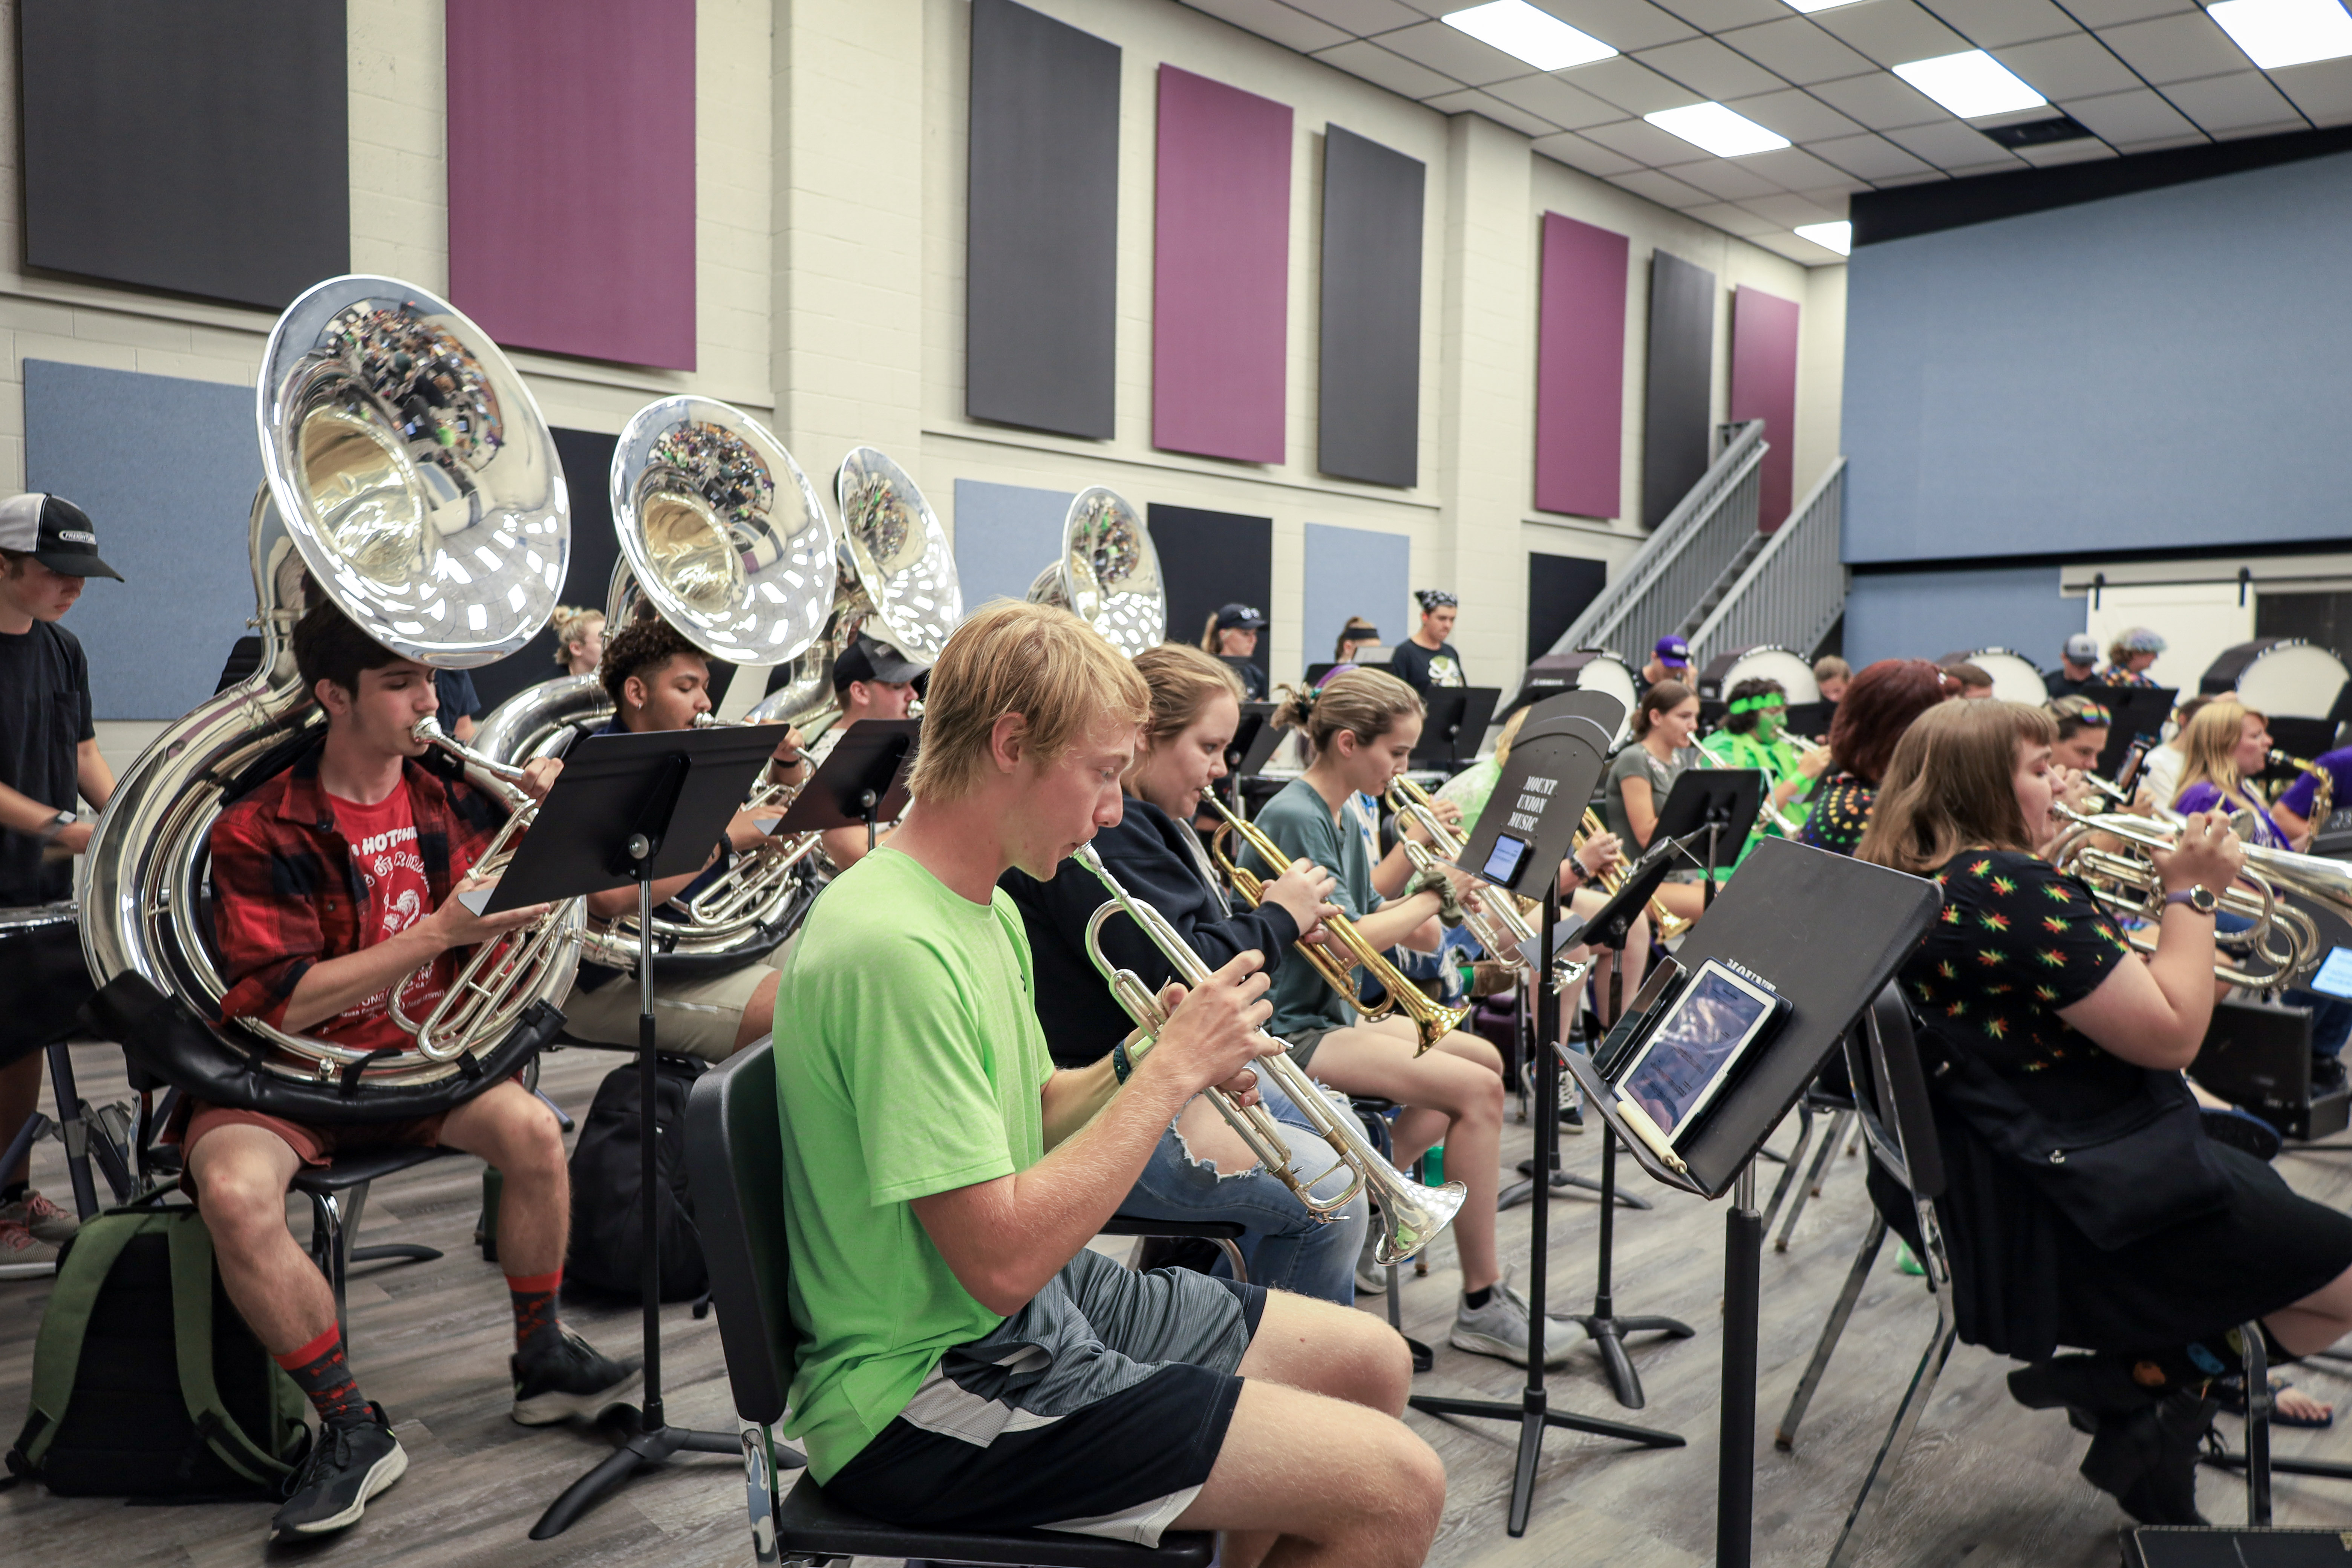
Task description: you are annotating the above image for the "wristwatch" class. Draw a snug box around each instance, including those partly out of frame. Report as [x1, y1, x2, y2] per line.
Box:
[2163, 886, 2220, 915]
[35, 810, 75, 846]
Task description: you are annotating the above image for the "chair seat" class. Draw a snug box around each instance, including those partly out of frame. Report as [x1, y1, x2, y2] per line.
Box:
[1096, 1215, 1243, 1240]
[290, 1144, 464, 1193]
[776, 1477, 1214, 1568]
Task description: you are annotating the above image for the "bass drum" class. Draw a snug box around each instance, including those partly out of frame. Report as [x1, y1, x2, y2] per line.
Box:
[1948, 647, 2049, 705]
[1511, 649, 1636, 743]
[1695, 645, 1819, 706]
[2202, 639, 2351, 718]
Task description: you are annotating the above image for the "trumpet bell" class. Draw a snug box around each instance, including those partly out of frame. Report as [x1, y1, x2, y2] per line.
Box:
[1027, 486, 1164, 657]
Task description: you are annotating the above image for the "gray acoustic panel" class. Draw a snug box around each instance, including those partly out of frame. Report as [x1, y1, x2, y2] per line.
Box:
[966, 0, 1120, 440]
[1318, 127, 1425, 488]
[1149, 504, 1274, 685]
[1642, 251, 1717, 532]
[20, 0, 348, 310]
[1527, 552, 1609, 665]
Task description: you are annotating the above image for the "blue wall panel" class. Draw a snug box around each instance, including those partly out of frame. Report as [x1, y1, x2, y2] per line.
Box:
[952, 478, 1071, 614]
[1843, 150, 2352, 564]
[24, 360, 261, 720]
[1844, 565, 2080, 671]
[1302, 522, 1410, 668]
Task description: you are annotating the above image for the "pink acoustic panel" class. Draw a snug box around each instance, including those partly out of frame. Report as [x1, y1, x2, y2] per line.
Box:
[1534, 213, 1629, 519]
[446, 0, 695, 370]
[1730, 285, 1801, 528]
[1153, 66, 1291, 464]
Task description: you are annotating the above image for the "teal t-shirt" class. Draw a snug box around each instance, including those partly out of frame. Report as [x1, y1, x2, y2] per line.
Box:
[771, 846, 1056, 1480]
[1244, 778, 1380, 1038]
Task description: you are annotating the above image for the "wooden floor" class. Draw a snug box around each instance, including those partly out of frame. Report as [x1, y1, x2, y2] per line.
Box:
[8, 1040, 2352, 1567]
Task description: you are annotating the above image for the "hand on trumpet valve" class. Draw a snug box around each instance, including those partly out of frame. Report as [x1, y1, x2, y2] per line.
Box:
[518, 755, 564, 803]
[1144, 951, 1272, 1098]
[1574, 831, 1625, 879]
[1261, 858, 1339, 936]
[771, 724, 811, 778]
[2149, 809, 2247, 894]
[1796, 742, 1834, 780]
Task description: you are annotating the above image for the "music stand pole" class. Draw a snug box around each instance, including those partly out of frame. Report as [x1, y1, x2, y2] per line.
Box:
[1718, 1159, 1764, 1568]
[1499, 882, 1650, 1216]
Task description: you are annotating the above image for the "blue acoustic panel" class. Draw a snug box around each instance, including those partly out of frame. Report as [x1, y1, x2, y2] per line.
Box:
[953, 479, 1072, 614]
[1303, 522, 1410, 668]
[24, 360, 262, 721]
[1843, 565, 2079, 671]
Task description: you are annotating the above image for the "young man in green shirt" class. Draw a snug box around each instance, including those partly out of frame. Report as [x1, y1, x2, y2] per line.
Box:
[774, 602, 1443, 1566]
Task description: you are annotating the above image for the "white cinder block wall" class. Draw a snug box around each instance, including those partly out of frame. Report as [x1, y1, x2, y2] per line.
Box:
[3, 0, 1845, 715]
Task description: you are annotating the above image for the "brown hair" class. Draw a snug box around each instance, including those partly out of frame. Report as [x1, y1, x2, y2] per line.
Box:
[906, 600, 1149, 802]
[1332, 616, 1378, 661]
[1632, 680, 1695, 738]
[599, 614, 703, 710]
[293, 599, 403, 702]
[1813, 655, 1851, 684]
[1132, 641, 1244, 753]
[2172, 697, 2264, 811]
[1940, 660, 1993, 691]
[0, 548, 32, 578]
[1271, 667, 1420, 758]
[1829, 659, 1948, 785]
[2046, 692, 2112, 743]
[1856, 700, 2058, 874]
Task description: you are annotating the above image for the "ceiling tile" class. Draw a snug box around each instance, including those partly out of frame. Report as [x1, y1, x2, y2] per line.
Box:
[2060, 84, 2202, 142]
[2110, 130, 2208, 150]
[1582, 113, 1721, 159]
[1808, 0, 1973, 68]
[1667, 154, 1789, 198]
[1683, 199, 1784, 234]
[1424, 85, 1566, 133]
[1609, 167, 1720, 205]
[2161, 69, 2304, 132]
[1715, 18, 1880, 83]
[1991, 33, 2142, 100]
[1724, 86, 1868, 139]
[1285, 0, 1426, 29]
[1741, 144, 1857, 185]
[1560, 53, 1706, 112]
[1807, 70, 1954, 127]
[1311, 38, 1463, 97]
[1487, 71, 1629, 127]
[1883, 117, 2024, 166]
[1736, 190, 1847, 223]
[1807, 129, 1940, 176]
[1874, 167, 1952, 184]
[2269, 57, 2352, 122]
[1532, 128, 1648, 174]
[1530, 0, 1701, 51]
[1634, 35, 1790, 98]
[1651, 0, 1789, 30]
[2055, 0, 2193, 23]
[2014, 136, 2119, 164]
[1795, 184, 1859, 212]
[1749, 227, 1843, 263]
[2095, 12, 2251, 86]
[1374, 18, 1545, 84]
[1182, 0, 1353, 51]
[1914, 0, 2078, 46]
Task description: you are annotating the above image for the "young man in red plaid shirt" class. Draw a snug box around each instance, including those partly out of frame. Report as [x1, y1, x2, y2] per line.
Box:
[194, 602, 638, 1542]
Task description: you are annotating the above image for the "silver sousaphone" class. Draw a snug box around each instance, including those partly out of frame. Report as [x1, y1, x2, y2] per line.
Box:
[1025, 486, 1164, 656]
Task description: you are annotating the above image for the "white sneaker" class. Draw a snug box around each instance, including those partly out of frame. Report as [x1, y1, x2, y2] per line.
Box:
[0, 1189, 78, 1243]
[1354, 1228, 1389, 1295]
[0, 1218, 59, 1278]
[1450, 1276, 1573, 1367]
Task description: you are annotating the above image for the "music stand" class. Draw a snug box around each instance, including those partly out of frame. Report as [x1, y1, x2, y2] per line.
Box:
[774, 719, 920, 854]
[1650, 767, 1763, 906]
[496, 722, 790, 1540]
[1424, 691, 1685, 1537]
[1414, 685, 1499, 770]
[1561, 838, 1941, 1568]
[1220, 702, 1281, 814]
[2094, 684, 2177, 782]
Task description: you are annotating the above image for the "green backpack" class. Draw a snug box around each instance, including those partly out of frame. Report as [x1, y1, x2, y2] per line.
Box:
[7, 1197, 311, 1497]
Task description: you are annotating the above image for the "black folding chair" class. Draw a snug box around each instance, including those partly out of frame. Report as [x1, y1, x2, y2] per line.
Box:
[686, 1042, 1217, 1568]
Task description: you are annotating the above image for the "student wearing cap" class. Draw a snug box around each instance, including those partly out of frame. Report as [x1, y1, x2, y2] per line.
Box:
[0, 494, 121, 1267]
[1387, 590, 1464, 695]
[2099, 628, 2168, 688]
[2047, 632, 2102, 697]
[1199, 602, 1269, 701]
[803, 632, 927, 873]
[1637, 634, 1690, 695]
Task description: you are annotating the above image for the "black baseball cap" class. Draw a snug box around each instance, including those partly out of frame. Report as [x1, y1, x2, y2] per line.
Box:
[1215, 603, 1267, 632]
[0, 493, 121, 580]
[832, 633, 927, 691]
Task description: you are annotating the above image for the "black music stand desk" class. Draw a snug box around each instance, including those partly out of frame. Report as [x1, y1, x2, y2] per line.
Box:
[2096, 684, 2178, 782]
[492, 722, 792, 1539]
[1413, 685, 1499, 770]
[1651, 766, 1763, 904]
[1561, 837, 1940, 1568]
[774, 718, 920, 853]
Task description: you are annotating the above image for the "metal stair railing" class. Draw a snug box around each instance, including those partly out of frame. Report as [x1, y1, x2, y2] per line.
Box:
[1546, 420, 1767, 665]
[1686, 458, 1848, 669]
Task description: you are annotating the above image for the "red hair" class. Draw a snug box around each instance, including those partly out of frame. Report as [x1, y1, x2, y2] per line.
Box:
[1829, 659, 1950, 786]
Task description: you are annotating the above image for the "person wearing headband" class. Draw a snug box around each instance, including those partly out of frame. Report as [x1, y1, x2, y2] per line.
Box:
[1698, 677, 1830, 866]
[2047, 694, 2112, 774]
[1387, 590, 1462, 696]
[1332, 616, 1382, 665]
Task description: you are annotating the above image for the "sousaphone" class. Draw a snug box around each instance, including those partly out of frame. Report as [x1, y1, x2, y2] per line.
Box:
[1025, 486, 1164, 655]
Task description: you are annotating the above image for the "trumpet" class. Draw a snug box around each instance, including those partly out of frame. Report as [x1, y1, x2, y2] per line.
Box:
[1200, 794, 1472, 1056]
[1073, 845, 1466, 1264]
[1384, 776, 1539, 969]
[1577, 808, 1691, 940]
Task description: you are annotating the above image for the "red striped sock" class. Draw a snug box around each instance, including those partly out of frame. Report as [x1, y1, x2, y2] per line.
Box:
[274, 1325, 372, 1430]
[508, 1269, 563, 1355]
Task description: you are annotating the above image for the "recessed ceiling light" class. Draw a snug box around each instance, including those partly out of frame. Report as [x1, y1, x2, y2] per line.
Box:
[1644, 102, 1793, 158]
[1893, 50, 2048, 119]
[1441, 0, 1618, 71]
[1795, 221, 1852, 255]
[2209, 0, 2352, 68]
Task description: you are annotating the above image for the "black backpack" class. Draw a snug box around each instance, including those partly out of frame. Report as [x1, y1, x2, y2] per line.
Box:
[7, 1198, 309, 1498]
[564, 1057, 709, 1302]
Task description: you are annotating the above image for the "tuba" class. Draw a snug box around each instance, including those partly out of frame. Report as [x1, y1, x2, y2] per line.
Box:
[1025, 487, 1164, 657]
[81, 276, 582, 1096]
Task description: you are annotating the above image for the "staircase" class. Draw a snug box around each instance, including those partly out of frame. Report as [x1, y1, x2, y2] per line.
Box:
[1686, 458, 1848, 669]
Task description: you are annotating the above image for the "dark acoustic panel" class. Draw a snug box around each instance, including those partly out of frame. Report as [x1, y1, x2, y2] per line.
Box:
[966, 0, 1121, 439]
[1527, 552, 1608, 666]
[469, 427, 622, 717]
[1642, 251, 1716, 532]
[1149, 503, 1274, 685]
[20, 0, 348, 309]
[1317, 126, 1424, 488]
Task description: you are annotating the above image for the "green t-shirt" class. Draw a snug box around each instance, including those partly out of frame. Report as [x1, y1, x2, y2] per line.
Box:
[1435, 757, 1501, 828]
[1245, 778, 1379, 1038]
[1701, 729, 1811, 869]
[772, 846, 1056, 1480]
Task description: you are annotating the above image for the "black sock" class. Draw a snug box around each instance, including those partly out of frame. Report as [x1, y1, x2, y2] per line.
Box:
[0, 1181, 26, 1205]
[274, 1326, 375, 1431]
[1464, 1285, 1494, 1310]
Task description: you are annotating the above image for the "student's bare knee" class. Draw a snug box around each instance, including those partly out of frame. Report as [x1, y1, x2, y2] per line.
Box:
[192, 1158, 290, 1248]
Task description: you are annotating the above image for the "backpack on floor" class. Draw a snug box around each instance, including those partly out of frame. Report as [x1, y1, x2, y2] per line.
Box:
[6, 1198, 310, 1498]
[565, 1056, 709, 1302]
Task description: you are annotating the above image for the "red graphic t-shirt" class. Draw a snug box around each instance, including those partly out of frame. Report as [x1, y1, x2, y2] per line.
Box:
[323, 786, 455, 1052]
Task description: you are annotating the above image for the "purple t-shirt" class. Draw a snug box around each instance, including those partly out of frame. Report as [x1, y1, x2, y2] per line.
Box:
[2277, 746, 2352, 821]
[2173, 781, 2288, 848]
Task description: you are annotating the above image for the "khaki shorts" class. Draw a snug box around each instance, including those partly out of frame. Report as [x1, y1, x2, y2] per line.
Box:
[560, 956, 778, 1062]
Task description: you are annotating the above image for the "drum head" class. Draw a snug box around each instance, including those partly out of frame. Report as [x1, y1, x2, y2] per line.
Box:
[1701, 645, 1819, 705]
[1571, 653, 1637, 742]
[1962, 649, 2048, 705]
[2214, 640, 2350, 719]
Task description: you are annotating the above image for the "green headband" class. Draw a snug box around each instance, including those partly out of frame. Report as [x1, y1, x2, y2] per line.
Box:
[1727, 695, 1786, 717]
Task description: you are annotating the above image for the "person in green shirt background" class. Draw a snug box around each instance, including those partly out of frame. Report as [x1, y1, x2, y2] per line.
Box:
[1699, 677, 1831, 870]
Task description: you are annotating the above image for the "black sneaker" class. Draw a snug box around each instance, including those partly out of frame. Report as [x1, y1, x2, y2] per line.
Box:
[511, 1326, 643, 1426]
[269, 1405, 406, 1540]
[1562, 1096, 1586, 1133]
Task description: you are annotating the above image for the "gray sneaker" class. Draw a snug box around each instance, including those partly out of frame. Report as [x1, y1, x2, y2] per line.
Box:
[1354, 1228, 1389, 1295]
[1451, 1276, 1573, 1367]
[0, 1219, 57, 1277]
[0, 1190, 78, 1243]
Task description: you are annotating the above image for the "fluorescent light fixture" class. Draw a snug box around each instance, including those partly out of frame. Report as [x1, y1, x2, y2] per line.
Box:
[2209, 0, 2352, 68]
[1795, 221, 1852, 255]
[1644, 102, 1792, 158]
[1441, 0, 1617, 70]
[1893, 50, 2047, 119]
[1784, 0, 1869, 11]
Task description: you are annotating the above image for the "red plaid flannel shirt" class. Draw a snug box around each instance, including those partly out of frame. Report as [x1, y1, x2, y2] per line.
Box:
[208, 744, 510, 1031]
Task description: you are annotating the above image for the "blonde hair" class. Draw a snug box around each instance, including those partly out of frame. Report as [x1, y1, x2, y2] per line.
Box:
[1271, 667, 1420, 758]
[1132, 642, 1244, 753]
[1856, 701, 2058, 875]
[2172, 697, 2264, 811]
[550, 604, 605, 667]
[1813, 655, 1851, 683]
[1491, 704, 1532, 767]
[1198, 611, 1220, 653]
[905, 601, 1149, 802]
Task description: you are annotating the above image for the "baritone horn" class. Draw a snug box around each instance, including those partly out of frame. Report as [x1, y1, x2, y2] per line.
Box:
[1074, 846, 1466, 1265]
[1026, 487, 1164, 656]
